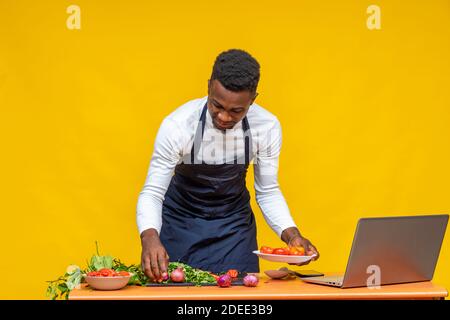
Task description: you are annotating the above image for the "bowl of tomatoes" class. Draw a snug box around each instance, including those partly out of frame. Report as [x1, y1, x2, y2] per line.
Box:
[84, 268, 132, 290]
[253, 246, 316, 264]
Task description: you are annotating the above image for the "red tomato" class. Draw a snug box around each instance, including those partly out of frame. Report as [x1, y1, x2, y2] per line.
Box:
[273, 248, 289, 255]
[260, 246, 274, 254]
[227, 269, 239, 278]
[290, 246, 306, 256]
[99, 268, 114, 277]
[87, 271, 100, 277]
[118, 271, 130, 276]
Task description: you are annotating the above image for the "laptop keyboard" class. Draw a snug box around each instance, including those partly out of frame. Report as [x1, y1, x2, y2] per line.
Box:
[308, 276, 344, 286]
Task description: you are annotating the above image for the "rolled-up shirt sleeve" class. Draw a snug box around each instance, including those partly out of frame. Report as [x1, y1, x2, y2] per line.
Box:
[136, 117, 184, 236]
[254, 118, 297, 238]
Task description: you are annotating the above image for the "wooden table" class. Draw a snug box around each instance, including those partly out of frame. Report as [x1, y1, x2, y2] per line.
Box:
[69, 274, 448, 300]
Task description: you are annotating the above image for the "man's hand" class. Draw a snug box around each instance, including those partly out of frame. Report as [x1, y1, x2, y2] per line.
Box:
[281, 227, 320, 266]
[140, 228, 170, 282]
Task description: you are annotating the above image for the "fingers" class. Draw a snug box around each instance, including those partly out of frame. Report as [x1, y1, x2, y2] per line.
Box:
[288, 236, 303, 248]
[308, 244, 320, 260]
[142, 255, 154, 281]
[286, 235, 320, 263]
[158, 251, 169, 277]
[142, 255, 167, 282]
[150, 252, 161, 281]
[140, 230, 170, 282]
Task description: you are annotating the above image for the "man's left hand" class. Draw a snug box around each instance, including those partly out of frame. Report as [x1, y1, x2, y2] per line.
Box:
[287, 235, 320, 266]
[281, 227, 320, 266]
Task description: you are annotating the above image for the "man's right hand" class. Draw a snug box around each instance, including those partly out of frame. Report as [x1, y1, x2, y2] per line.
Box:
[140, 228, 169, 282]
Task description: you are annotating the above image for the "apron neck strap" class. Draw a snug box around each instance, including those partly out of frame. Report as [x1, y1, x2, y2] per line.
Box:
[191, 103, 252, 165]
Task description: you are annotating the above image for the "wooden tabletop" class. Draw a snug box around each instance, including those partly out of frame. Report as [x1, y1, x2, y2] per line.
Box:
[69, 274, 448, 300]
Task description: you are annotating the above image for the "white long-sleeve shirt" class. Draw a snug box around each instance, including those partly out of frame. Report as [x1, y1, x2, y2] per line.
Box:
[136, 96, 297, 238]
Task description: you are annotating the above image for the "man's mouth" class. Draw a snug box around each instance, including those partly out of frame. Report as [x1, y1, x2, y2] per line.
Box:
[214, 119, 234, 130]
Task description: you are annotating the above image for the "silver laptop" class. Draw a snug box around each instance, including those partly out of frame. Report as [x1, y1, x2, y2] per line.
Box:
[302, 214, 448, 288]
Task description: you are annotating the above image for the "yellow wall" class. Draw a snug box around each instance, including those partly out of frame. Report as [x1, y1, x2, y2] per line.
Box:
[1, 0, 449, 299]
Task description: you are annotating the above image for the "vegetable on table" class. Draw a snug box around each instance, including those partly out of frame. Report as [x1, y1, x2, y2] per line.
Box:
[243, 274, 259, 287]
[163, 262, 216, 286]
[226, 269, 238, 278]
[46, 242, 148, 300]
[47, 242, 258, 299]
[170, 267, 185, 282]
[86, 269, 130, 277]
[217, 274, 232, 287]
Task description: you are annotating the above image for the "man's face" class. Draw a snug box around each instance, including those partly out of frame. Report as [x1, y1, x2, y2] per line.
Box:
[207, 79, 257, 131]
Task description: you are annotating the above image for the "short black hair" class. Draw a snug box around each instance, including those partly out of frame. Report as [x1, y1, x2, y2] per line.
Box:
[210, 49, 260, 93]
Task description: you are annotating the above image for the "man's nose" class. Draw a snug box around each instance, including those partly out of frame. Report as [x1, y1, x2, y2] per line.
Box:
[218, 111, 232, 122]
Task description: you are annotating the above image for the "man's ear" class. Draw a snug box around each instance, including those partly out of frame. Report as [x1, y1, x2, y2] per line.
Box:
[251, 92, 259, 104]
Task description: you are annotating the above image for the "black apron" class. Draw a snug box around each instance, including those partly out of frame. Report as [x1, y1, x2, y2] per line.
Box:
[160, 103, 259, 273]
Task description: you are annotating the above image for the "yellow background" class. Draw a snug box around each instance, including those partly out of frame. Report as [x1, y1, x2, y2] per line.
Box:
[0, 0, 449, 299]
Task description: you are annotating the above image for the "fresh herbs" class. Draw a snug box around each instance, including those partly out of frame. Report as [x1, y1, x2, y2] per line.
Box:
[46, 264, 82, 300]
[164, 262, 216, 286]
[85, 241, 114, 272]
[46, 243, 218, 300]
[46, 242, 148, 300]
[113, 259, 148, 285]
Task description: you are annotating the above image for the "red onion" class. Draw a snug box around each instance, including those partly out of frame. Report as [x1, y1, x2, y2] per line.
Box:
[161, 272, 169, 281]
[243, 274, 259, 287]
[217, 274, 232, 287]
[170, 267, 185, 282]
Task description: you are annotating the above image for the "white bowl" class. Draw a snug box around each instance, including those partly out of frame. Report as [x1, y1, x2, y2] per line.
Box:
[84, 275, 131, 290]
[253, 250, 316, 264]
